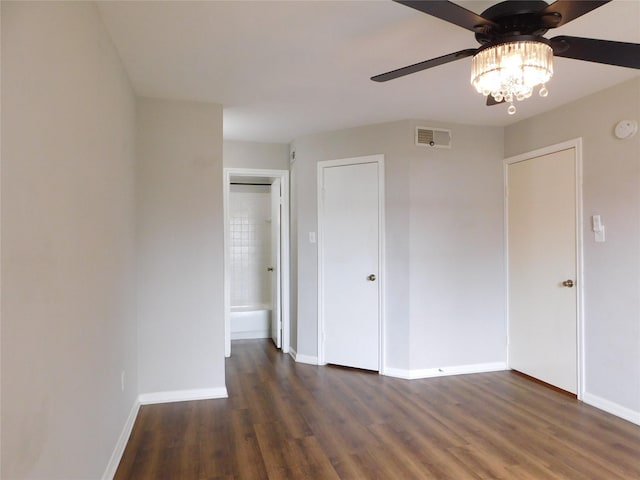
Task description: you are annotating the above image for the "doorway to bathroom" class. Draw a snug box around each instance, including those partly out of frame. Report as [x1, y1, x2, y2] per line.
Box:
[223, 168, 290, 357]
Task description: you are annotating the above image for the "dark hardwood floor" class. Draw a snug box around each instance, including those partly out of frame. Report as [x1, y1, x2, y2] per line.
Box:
[115, 339, 640, 479]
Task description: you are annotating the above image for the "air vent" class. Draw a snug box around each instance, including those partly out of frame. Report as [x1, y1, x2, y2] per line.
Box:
[415, 127, 452, 149]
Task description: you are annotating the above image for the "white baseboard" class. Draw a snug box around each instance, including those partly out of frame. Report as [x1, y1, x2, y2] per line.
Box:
[138, 387, 228, 405]
[582, 392, 640, 426]
[384, 362, 508, 380]
[102, 399, 140, 480]
[231, 330, 270, 340]
[289, 347, 318, 365]
[382, 367, 413, 379]
[102, 387, 229, 478]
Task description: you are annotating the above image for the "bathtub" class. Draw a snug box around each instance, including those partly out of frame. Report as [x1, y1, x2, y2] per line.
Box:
[230, 305, 272, 340]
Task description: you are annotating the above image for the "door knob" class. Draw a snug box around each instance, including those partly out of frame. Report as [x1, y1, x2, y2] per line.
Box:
[367, 274, 376, 281]
[267, 267, 274, 272]
[562, 279, 574, 288]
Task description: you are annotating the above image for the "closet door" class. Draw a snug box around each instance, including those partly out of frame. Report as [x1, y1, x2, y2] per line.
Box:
[508, 147, 577, 393]
[320, 159, 381, 371]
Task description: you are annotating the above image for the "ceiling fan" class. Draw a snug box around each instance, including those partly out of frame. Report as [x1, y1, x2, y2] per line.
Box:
[371, 0, 640, 114]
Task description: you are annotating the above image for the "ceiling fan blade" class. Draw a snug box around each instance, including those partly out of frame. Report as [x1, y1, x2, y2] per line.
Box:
[394, 0, 497, 33]
[539, 1, 611, 28]
[551, 36, 640, 69]
[371, 49, 477, 82]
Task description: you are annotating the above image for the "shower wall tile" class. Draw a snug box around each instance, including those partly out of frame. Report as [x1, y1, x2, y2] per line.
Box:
[229, 185, 272, 307]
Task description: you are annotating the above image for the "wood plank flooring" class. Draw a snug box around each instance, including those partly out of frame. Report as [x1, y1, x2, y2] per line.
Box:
[115, 339, 640, 479]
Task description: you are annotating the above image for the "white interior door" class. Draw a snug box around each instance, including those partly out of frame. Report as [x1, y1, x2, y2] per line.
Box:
[270, 178, 282, 348]
[508, 147, 577, 393]
[321, 161, 380, 371]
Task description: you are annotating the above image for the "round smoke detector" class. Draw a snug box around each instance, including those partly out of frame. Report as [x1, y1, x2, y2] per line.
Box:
[614, 120, 638, 140]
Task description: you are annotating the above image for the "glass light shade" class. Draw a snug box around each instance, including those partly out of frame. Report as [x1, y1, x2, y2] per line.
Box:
[471, 40, 553, 111]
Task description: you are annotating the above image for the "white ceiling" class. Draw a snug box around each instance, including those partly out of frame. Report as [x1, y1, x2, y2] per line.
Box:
[97, 0, 640, 143]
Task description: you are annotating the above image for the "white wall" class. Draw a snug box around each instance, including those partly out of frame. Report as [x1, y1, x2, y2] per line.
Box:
[1, 2, 138, 478]
[223, 140, 289, 170]
[409, 123, 505, 370]
[505, 79, 640, 421]
[136, 98, 225, 397]
[290, 120, 505, 372]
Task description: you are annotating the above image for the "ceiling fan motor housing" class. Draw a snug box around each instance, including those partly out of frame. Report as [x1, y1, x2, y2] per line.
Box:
[474, 1, 554, 44]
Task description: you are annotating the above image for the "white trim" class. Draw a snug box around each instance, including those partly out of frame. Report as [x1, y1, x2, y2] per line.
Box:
[582, 392, 640, 426]
[385, 362, 508, 380]
[317, 165, 324, 365]
[295, 354, 319, 365]
[223, 168, 291, 357]
[575, 140, 585, 401]
[102, 399, 140, 480]
[230, 330, 270, 340]
[103, 387, 229, 478]
[138, 387, 228, 405]
[316, 155, 386, 372]
[504, 138, 584, 400]
[378, 159, 387, 375]
[382, 368, 414, 380]
[280, 177, 291, 355]
[289, 347, 319, 365]
[223, 171, 231, 357]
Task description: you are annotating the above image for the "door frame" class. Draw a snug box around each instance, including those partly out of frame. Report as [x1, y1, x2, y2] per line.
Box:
[270, 177, 283, 349]
[316, 154, 386, 373]
[504, 138, 584, 399]
[223, 168, 290, 357]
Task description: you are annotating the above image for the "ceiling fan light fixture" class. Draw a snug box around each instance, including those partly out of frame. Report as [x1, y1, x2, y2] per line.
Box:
[471, 39, 553, 114]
